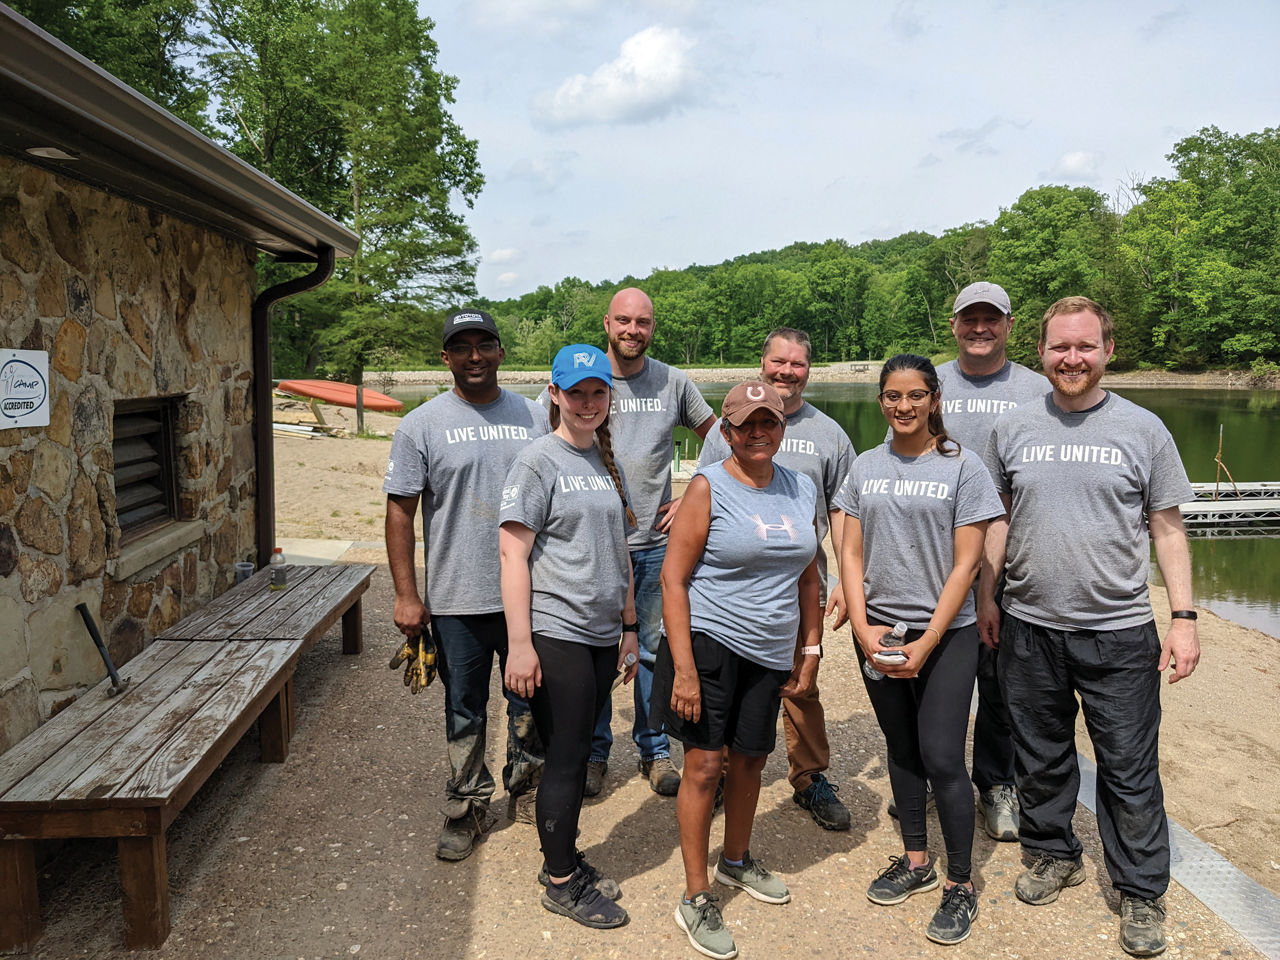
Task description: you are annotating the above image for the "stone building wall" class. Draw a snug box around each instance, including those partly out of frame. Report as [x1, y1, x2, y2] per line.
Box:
[0, 154, 260, 753]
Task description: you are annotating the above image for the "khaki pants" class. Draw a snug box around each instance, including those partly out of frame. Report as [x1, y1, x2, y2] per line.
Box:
[782, 682, 829, 792]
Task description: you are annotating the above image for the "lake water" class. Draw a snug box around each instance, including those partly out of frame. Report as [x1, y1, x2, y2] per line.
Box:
[398, 380, 1280, 638]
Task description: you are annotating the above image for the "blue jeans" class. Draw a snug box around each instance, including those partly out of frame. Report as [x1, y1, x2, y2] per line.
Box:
[590, 543, 669, 763]
[433, 613, 544, 817]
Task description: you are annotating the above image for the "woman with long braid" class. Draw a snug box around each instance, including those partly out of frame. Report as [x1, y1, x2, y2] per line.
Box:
[500, 343, 640, 929]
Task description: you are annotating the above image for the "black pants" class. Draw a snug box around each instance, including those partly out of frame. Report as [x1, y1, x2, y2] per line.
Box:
[971, 642, 1016, 790]
[860, 623, 980, 884]
[998, 613, 1169, 900]
[528, 634, 617, 878]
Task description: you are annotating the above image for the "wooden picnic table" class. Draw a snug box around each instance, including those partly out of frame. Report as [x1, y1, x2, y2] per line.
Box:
[0, 562, 375, 951]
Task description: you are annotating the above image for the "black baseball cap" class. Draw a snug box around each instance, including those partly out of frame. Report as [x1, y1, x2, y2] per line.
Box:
[442, 308, 501, 346]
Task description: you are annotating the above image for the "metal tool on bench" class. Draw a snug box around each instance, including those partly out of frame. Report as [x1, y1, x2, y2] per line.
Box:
[76, 602, 130, 696]
[389, 630, 437, 693]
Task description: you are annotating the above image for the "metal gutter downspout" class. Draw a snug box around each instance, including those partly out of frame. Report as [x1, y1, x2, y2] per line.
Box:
[251, 246, 336, 567]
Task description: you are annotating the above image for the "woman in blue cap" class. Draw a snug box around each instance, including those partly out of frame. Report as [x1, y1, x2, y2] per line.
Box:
[500, 343, 641, 929]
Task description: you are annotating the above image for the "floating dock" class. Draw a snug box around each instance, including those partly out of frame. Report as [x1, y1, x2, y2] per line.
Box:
[1182, 483, 1280, 537]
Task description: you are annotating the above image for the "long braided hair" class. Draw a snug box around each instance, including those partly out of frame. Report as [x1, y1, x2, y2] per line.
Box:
[549, 390, 637, 528]
[880, 353, 959, 457]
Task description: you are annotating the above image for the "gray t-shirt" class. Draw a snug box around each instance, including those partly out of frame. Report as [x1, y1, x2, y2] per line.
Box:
[383, 389, 548, 615]
[499, 434, 632, 646]
[543, 357, 713, 550]
[689, 461, 819, 670]
[936, 359, 1047, 460]
[834, 444, 1004, 629]
[982, 392, 1194, 631]
[699, 401, 856, 601]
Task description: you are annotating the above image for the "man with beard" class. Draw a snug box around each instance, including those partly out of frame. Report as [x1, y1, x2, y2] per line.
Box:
[935, 282, 1046, 843]
[587, 287, 716, 796]
[698, 328, 857, 830]
[384, 309, 549, 861]
[979, 296, 1198, 957]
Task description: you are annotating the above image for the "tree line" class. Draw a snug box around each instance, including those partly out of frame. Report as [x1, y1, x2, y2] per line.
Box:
[480, 125, 1280, 376]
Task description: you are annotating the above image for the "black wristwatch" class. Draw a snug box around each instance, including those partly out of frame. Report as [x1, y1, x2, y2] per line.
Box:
[1170, 610, 1197, 621]
[622, 622, 639, 633]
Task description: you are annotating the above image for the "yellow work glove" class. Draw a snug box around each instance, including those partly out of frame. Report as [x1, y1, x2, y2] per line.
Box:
[388, 632, 437, 693]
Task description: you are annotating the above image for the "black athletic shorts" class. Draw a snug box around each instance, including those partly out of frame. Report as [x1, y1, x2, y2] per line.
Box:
[651, 630, 791, 756]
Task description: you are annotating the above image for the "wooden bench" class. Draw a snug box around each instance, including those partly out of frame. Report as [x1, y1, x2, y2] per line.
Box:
[0, 562, 374, 951]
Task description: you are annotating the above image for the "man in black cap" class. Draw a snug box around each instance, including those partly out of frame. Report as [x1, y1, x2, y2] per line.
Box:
[383, 309, 549, 861]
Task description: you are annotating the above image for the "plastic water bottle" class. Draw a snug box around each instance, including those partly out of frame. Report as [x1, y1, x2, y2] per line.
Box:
[269, 546, 288, 591]
[862, 622, 909, 680]
[611, 652, 638, 692]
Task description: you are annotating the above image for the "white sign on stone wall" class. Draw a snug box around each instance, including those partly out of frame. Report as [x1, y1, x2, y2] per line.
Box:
[1, 349, 50, 429]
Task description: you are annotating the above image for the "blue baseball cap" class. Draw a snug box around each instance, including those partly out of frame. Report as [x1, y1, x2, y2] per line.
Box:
[551, 344, 612, 390]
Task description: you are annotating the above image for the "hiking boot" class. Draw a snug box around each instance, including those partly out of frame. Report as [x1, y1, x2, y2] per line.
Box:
[714, 851, 790, 904]
[584, 760, 608, 797]
[978, 784, 1019, 842]
[888, 785, 934, 819]
[541, 865, 629, 929]
[866, 853, 939, 905]
[927, 884, 979, 945]
[1014, 854, 1084, 905]
[436, 808, 484, 861]
[675, 891, 737, 959]
[1120, 896, 1168, 957]
[508, 785, 537, 826]
[639, 755, 681, 796]
[538, 849, 622, 901]
[793, 773, 852, 831]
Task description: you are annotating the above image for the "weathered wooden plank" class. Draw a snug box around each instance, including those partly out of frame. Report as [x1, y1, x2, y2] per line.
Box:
[249, 565, 372, 652]
[119, 834, 170, 949]
[259, 677, 294, 763]
[1, 642, 229, 805]
[114, 640, 303, 802]
[0, 805, 160, 838]
[54, 642, 266, 804]
[153, 567, 272, 639]
[342, 595, 363, 655]
[0, 641, 187, 800]
[156, 565, 326, 640]
[227, 565, 351, 639]
[0, 839, 41, 951]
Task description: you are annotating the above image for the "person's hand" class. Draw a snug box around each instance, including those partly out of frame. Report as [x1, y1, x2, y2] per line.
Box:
[1159, 618, 1200, 683]
[976, 596, 1001, 650]
[655, 497, 683, 533]
[869, 630, 940, 680]
[825, 581, 849, 630]
[504, 644, 542, 698]
[671, 667, 702, 722]
[618, 631, 640, 684]
[393, 595, 429, 637]
[780, 655, 818, 699]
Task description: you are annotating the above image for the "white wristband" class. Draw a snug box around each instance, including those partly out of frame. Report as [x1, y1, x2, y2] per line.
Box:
[801, 645, 823, 658]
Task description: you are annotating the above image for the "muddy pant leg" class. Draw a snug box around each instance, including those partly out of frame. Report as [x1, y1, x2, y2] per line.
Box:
[999, 614, 1084, 862]
[1074, 621, 1169, 899]
[433, 614, 499, 814]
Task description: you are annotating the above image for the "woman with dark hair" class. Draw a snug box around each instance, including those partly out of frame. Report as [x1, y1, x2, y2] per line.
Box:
[500, 343, 640, 930]
[835, 353, 1004, 946]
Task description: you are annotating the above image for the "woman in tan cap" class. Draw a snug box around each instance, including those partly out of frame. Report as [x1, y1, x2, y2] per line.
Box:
[653, 380, 823, 960]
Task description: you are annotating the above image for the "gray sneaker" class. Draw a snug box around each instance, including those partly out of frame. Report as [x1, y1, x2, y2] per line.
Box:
[978, 784, 1019, 842]
[1120, 896, 1168, 957]
[1014, 854, 1084, 905]
[639, 755, 681, 796]
[584, 760, 608, 797]
[714, 851, 790, 904]
[926, 884, 979, 945]
[676, 891, 737, 960]
[866, 853, 939, 905]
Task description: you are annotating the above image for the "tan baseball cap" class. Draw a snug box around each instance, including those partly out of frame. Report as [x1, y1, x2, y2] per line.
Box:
[720, 381, 785, 427]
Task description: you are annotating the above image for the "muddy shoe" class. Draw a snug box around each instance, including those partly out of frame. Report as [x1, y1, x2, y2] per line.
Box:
[507, 785, 537, 825]
[866, 853, 939, 905]
[639, 755, 681, 796]
[436, 808, 484, 861]
[714, 851, 790, 904]
[676, 891, 737, 959]
[541, 865, 629, 929]
[1120, 896, 1168, 957]
[926, 883, 979, 945]
[538, 849, 622, 900]
[978, 784, 1019, 842]
[584, 760, 608, 797]
[793, 773, 851, 831]
[1014, 854, 1084, 905]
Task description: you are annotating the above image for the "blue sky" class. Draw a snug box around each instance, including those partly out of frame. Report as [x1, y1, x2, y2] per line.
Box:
[425, 1, 1280, 300]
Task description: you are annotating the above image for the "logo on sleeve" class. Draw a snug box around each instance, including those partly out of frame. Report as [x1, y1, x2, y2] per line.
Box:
[384, 460, 394, 478]
[501, 485, 519, 510]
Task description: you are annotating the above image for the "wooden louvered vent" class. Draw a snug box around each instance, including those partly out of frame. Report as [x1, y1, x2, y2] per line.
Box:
[112, 399, 179, 541]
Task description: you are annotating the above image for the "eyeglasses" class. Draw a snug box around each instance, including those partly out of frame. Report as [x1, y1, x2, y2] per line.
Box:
[445, 339, 500, 359]
[878, 390, 934, 407]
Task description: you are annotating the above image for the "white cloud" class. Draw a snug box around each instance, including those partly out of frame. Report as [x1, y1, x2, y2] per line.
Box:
[488, 247, 522, 264]
[890, 1, 926, 40]
[495, 272, 520, 288]
[508, 151, 578, 194]
[1048, 151, 1103, 181]
[532, 25, 699, 129]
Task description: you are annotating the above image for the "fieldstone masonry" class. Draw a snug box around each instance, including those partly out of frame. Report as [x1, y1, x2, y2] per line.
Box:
[1, 155, 261, 752]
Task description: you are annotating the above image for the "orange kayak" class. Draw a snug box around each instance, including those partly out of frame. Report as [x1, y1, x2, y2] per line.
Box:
[275, 379, 404, 412]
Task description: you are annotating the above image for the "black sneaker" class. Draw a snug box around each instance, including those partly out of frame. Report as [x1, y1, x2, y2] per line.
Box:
[1014, 854, 1084, 905]
[866, 853, 939, 905]
[537, 849, 622, 900]
[541, 865, 629, 929]
[1119, 895, 1168, 957]
[927, 884, 979, 945]
[793, 773, 851, 831]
